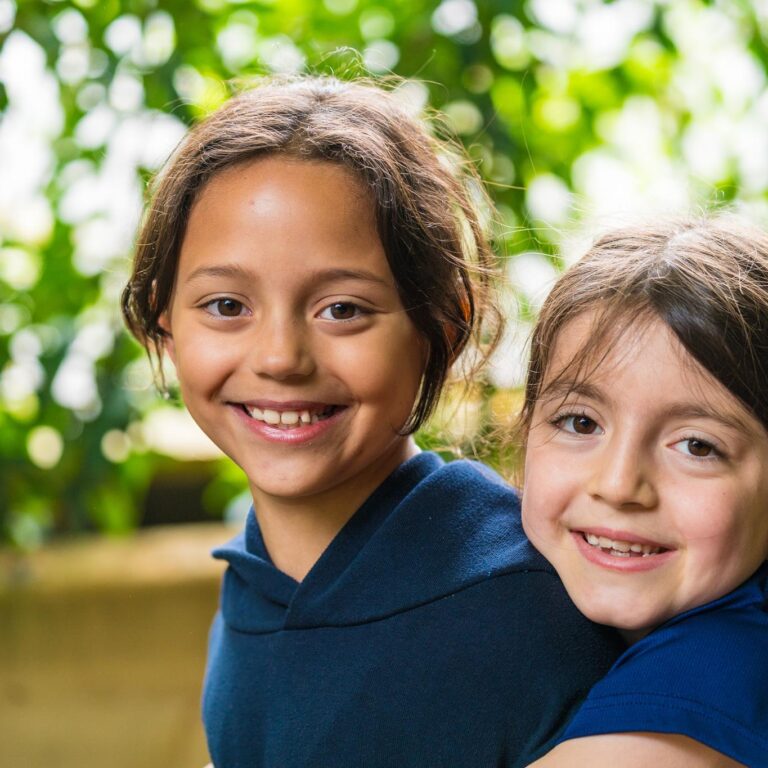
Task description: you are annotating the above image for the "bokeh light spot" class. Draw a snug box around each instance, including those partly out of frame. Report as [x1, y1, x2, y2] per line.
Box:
[27, 425, 64, 469]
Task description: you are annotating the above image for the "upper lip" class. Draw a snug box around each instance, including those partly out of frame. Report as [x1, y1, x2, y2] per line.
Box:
[572, 526, 673, 550]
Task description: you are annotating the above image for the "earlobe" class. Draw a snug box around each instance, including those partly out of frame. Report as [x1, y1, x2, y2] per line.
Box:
[163, 333, 176, 365]
[444, 320, 464, 364]
[445, 289, 472, 363]
[157, 313, 176, 364]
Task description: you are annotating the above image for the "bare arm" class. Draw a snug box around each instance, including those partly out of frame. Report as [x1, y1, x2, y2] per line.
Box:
[528, 734, 744, 768]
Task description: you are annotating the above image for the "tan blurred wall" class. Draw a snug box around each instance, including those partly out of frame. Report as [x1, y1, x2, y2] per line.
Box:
[0, 524, 233, 768]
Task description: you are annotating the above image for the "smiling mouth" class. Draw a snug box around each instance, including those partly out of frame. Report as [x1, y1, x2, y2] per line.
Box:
[580, 532, 670, 558]
[237, 403, 345, 429]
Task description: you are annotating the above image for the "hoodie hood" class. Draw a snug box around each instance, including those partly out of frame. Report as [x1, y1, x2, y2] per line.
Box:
[213, 451, 550, 634]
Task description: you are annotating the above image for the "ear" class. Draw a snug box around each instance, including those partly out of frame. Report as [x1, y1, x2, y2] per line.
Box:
[156, 312, 176, 364]
[444, 319, 460, 345]
[443, 314, 467, 365]
[445, 288, 472, 363]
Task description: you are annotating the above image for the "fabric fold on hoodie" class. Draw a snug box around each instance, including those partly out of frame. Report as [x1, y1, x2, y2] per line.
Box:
[204, 451, 623, 768]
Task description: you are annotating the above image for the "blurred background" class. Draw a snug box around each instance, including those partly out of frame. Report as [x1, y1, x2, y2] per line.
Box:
[5, 0, 768, 546]
[3, 0, 768, 765]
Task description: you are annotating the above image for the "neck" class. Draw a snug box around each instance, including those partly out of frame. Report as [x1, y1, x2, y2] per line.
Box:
[618, 626, 654, 645]
[251, 439, 420, 582]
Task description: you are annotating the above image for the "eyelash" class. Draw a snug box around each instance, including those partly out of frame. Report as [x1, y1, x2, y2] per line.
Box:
[674, 435, 724, 461]
[548, 410, 726, 461]
[198, 298, 372, 322]
[317, 301, 371, 322]
[201, 298, 247, 318]
[549, 409, 600, 435]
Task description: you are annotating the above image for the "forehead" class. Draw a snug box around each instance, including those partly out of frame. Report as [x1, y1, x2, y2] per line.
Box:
[193, 156, 375, 228]
[177, 156, 387, 280]
[542, 310, 749, 421]
[543, 309, 650, 381]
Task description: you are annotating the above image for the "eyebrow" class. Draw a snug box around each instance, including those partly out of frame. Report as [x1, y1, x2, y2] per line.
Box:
[183, 264, 391, 287]
[540, 380, 601, 403]
[184, 264, 253, 283]
[540, 380, 753, 434]
[660, 403, 753, 435]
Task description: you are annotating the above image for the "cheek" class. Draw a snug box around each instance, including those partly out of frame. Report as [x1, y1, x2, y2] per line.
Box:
[336, 327, 425, 401]
[521, 452, 561, 536]
[522, 443, 564, 512]
[174, 329, 238, 388]
[672, 487, 761, 554]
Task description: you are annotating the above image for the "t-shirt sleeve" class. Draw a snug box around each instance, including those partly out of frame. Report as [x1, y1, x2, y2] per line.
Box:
[559, 599, 768, 768]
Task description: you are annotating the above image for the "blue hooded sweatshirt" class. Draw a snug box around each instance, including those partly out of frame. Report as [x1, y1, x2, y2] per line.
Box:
[203, 451, 622, 767]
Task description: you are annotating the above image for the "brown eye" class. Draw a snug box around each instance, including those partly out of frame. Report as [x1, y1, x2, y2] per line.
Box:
[211, 298, 244, 317]
[686, 438, 713, 458]
[555, 414, 601, 435]
[323, 302, 360, 320]
[572, 415, 598, 434]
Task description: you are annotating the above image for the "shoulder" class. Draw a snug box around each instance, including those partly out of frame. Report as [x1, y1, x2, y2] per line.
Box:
[405, 454, 555, 576]
[607, 566, 768, 690]
[562, 566, 768, 767]
[414, 454, 521, 507]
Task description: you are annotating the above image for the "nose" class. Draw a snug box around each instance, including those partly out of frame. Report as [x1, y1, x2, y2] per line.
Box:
[248, 312, 315, 380]
[586, 436, 658, 510]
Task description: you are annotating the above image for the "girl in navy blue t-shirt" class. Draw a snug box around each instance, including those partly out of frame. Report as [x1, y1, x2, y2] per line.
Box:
[520, 217, 768, 768]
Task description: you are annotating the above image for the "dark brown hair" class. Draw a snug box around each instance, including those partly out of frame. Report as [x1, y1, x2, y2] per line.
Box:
[519, 215, 768, 436]
[121, 75, 499, 432]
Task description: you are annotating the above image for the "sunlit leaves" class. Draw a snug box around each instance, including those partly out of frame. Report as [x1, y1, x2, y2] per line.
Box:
[2, 0, 768, 543]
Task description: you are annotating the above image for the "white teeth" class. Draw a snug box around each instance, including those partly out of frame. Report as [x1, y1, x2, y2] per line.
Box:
[583, 533, 663, 557]
[244, 405, 337, 428]
[263, 409, 280, 425]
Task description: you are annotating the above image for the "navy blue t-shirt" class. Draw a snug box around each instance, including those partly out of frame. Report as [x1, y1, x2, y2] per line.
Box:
[560, 561, 768, 767]
[203, 452, 623, 768]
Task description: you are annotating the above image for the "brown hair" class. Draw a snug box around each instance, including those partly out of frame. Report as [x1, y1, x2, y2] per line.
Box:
[121, 75, 499, 432]
[519, 215, 768, 436]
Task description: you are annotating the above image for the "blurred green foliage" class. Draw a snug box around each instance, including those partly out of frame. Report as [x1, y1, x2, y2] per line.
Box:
[3, 0, 768, 546]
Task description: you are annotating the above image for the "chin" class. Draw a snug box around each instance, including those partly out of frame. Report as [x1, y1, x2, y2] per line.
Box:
[249, 477, 327, 502]
[568, 591, 659, 636]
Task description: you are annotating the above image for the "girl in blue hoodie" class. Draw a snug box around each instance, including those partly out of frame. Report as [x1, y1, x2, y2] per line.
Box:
[122, 75, 621, 768]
